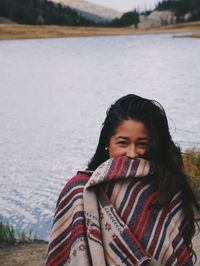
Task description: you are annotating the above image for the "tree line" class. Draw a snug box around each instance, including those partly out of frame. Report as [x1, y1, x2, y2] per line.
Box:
[0, 0, 140, 28]
[156, 0, 200, 23]
[111, 10, 139, 28]
[0, 0, 97, 26]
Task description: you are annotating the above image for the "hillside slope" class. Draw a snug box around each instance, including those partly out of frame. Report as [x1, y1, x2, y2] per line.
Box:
[0, 0, 98, 26]
[52, 0, 122, 22]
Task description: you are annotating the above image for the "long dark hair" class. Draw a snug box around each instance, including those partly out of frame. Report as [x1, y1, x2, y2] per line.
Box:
[88, 94, 200, 256]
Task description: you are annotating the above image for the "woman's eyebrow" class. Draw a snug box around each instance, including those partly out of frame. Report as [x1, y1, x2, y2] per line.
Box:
[116, 136, 129, 140]
[116, 136, 150, 140]
[137, 137, 150, 141]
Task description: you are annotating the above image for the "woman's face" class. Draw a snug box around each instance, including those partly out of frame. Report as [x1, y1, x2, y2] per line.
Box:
[108, 119, 150, 159]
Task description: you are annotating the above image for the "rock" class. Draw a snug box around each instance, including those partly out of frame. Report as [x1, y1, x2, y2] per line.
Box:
[138, 10, 175, 29]
[184, 12, 192, 21]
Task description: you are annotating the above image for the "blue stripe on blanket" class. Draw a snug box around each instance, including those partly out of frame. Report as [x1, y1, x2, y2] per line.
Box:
[154, 201, 182, 259]
[54, 194, 83, 224]
[109, 242, 132, 266]
[118, 179, 138, 215]
[48, 215, 85, 261]
[57, 177, 87, 204]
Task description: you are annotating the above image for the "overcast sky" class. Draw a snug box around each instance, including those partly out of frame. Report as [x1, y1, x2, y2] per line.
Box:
[88, 0, 160, 12]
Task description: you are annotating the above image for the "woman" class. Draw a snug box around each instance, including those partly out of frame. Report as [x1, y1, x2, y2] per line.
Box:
[47, 94, 199, 266]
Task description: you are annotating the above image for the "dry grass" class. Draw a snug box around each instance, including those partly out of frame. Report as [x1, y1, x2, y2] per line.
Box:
[183, 149, 200, 220]
[0, 21, 200, 40]
[0, 243, 47, 266]
[183, 149, 200, 199]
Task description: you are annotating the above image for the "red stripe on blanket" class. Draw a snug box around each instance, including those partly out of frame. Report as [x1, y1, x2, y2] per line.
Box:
[47, 224, 86, 266]
[130, 159, 140, 177]
[148, 194, 182, 255]
[138, 209, 151, 241]
[123, 221, 149, 258]
[89, 228, 101, 242]
[134, 191, 157, 236]
[148, 210, 167, 255]
[60, 174, 89, 194]
[181, 251, 190, 265]
[109, 157, 124, 180]
[56, 187, 83, 214]
[114, 235, 138, 264]
[122, 181, 146, 222]
[117, 157, 127, 178]
[178, 246, 190, 265]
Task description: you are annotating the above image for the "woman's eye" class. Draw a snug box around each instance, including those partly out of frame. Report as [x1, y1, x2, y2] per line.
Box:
[117, 141, 128, 146]
[138, 142, 149, 148]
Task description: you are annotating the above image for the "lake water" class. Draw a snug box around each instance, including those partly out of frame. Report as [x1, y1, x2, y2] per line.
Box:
[0, 34, 200, 240]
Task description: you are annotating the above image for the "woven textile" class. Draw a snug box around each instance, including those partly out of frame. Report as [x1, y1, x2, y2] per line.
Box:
[46, 157, 193, 266]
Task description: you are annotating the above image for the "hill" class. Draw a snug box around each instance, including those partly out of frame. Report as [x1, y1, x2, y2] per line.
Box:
[0, 0, 98, 26]
[52, 0, 122, 23]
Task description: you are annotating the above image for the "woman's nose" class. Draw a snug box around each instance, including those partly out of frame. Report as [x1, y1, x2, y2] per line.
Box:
[126, 146, 138, 159]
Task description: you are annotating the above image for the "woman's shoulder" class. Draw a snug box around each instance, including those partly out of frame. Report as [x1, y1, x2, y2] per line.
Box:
[58, 171, 92, 202]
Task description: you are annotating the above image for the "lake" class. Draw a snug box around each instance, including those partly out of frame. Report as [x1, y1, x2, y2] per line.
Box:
[0, 34, 200, 240]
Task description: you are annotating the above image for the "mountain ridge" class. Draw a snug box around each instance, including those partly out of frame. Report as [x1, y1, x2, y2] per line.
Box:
[52, 0, 123, 22]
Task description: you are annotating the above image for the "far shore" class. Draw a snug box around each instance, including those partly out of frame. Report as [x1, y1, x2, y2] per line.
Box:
[0, 21, 200, 40]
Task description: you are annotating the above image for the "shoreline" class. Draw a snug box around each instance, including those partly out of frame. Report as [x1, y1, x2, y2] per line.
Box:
[0, 234, 199, 265]
[0, 21, 200, 40]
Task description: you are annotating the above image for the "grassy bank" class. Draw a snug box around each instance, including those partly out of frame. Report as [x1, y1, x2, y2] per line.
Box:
[0, 218, 16, 244]
[0, 217, 47, 265]
[0, 21, 200, 40]
[183, 149, 200, 203]
[0, 216, 47, 245]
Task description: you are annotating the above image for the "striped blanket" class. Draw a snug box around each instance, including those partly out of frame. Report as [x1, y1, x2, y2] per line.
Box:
[47, 157, 193, 266]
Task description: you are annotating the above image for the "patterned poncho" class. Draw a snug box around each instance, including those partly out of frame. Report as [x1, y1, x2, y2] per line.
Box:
[47, 157, 193, 266]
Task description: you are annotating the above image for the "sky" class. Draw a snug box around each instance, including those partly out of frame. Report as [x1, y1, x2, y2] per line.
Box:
[88, 0, 160, 12]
